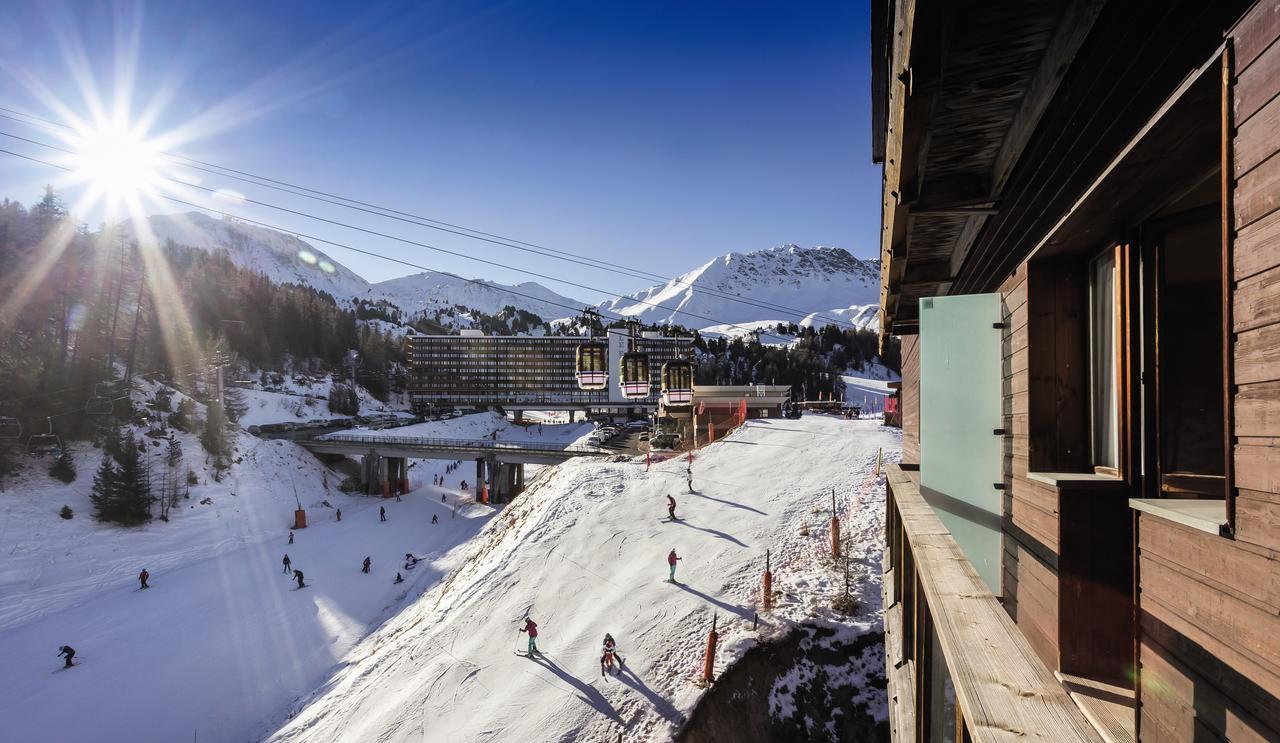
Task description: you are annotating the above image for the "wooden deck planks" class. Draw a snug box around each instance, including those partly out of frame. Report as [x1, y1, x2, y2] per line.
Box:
[886, 465, 1100, 742]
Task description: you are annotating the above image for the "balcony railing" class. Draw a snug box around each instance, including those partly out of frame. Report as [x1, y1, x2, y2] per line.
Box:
[883, 464, 1100, 742]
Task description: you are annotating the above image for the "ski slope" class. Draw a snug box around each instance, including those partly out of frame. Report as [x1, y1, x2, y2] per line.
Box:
[269, 415, 898, 742]
[0, 413, 586, 743]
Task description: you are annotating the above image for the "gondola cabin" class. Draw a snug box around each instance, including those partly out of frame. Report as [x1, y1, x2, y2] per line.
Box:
[660, 360, 693, 407]
[619, 351, 651, 399]
[575, 342, 608, 390]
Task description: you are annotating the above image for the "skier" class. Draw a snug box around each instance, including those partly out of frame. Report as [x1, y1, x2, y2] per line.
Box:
[667, 549, 683, 583]
[441, 493, 446, 503]
[461, 480, 468, 491]
[667, 495, 677, 521]
[380, 506, 387, 522]
[394, 572, 404, 584]
[601, 633, 620, 675]
[432, 514, 439, 524]
[362, 556, 371, 574]
[336, 508, 342, 522]
[282, 554, 292, 574]
[138, 568, 150, 589]
[519, 617, 539, 654]
[57, 645, 76, 668]
[687, 472, 694, 493]
[294, 569, 306, 589]
[288, 531, 294, 544]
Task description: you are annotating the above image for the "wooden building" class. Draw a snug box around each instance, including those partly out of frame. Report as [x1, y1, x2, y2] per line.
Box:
[873, 1, 1280, 740]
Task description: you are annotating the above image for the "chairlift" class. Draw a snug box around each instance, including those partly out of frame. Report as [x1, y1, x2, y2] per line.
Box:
[0, 415, 21, 441]
[619, 322, 651, 400]
[86, 382, 116, 416]
[575, 309, 608, 391]
[660, 359, 694, 408]
[27, 417, 62, 456]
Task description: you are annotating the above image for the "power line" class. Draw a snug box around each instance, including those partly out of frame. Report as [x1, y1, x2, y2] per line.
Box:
[1, 142, 819, 343]
[0, 104, 868, 331]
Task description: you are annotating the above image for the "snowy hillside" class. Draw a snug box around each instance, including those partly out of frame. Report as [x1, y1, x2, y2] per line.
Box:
[599, 246, 880, 331]
[268, 416, 898, 742]
[123, 212, 589, 322]
[125, 212, 372, 300]
[373, 272, 584, 323]
[0, 410, 590, 743]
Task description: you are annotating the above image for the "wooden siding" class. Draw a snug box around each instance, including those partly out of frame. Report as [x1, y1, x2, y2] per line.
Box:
[999, 264, 1064, 671]
[1136, 8, 1280, 739]
[1137, 516, 1280, 740]
[901, 334, 921, 465]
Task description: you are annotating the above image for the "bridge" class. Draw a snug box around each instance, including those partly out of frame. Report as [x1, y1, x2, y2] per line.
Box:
[295, 433, 613, 503]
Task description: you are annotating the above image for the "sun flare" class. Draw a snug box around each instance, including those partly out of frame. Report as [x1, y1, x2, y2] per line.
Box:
[68, 116, 164, 208]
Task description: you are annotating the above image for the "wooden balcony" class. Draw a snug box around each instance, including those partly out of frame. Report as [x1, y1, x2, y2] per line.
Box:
[883, 464, 1103, 742]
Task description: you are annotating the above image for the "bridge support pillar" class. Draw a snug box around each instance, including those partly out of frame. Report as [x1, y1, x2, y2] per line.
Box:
[362, 450, 388, 496]
[513, 410, 524, 424]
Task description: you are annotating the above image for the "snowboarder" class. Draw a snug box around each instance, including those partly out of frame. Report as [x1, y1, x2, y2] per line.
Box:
[667, 495, 677, 521]
[687, 473, 694, 493]
[520, 617, 539, 654]
[362, 556, 371, 574]
[394, 572, 404, 584]
[294, 569, 306, 588]
[380, 506, 386, 522]
[57, 645, 76, 668]
[288, 531, 294, 544]
[396, 492, 402, 502]
[282, 554, 292, 574]
[667, 549, 682, 583]
[461, 480, 468, 491]
[441, 493, 446, 503]
[138, 568, 149, 589]
[432, 514, 439, 524]
[601, 633, 620, 675]
[336, 508, 342, 522]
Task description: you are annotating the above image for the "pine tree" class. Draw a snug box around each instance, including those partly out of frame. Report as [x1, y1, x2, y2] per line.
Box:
[113, 436, 152, 524]
[49, 446, 76, 483]
[90, 452, 119, 521]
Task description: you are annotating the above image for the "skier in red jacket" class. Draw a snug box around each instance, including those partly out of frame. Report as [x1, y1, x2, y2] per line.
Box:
[667, 549, 682, 583]
[520, 617, 539, 654]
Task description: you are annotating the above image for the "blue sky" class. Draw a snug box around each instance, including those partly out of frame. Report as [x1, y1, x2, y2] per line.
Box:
[0, 0, 878, 302]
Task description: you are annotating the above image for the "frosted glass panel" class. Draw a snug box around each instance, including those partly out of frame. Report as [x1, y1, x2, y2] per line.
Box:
[919, 293, 1003, 596]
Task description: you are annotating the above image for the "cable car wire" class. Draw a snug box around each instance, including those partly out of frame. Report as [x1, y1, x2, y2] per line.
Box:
[0, 106, 870, 331]
[0, 144, 821, 344]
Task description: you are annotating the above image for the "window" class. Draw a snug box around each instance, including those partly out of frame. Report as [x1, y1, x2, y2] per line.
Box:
[1089, 247, 1120, 472]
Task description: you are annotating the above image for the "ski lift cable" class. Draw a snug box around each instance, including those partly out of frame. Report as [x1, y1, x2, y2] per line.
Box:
[0, 116, 866, 333]
[0, 146, 810, 345]
[0, 142, 804, 343]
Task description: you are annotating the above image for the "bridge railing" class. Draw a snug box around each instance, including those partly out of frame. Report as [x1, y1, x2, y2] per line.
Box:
[309, 433, 606, 456]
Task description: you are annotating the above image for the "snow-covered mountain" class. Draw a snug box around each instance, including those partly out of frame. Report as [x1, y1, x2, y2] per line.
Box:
[125, 212, 372, 299]
[124, 212, 587, 322]
[598, 245, 880, 332]
[372, 272, 584, 322]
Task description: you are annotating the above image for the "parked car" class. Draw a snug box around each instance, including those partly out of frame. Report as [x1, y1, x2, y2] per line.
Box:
[639, 432, 650, 442]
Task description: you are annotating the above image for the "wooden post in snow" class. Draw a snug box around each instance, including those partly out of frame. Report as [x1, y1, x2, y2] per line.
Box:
[702, 614, 718, 683]
[762, 549, 773, 612]
[830, 489, 841, 559]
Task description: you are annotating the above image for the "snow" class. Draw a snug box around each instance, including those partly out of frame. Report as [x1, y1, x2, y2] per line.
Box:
[233, 375, 398, 428]
[0, 409, 566, 743]
[599, 245, 879, 331]
[373, 272, 586, 324]
[268, 415, 899, 742]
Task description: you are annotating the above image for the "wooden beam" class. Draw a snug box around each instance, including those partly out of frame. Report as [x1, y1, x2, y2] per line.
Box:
[878, 0, 919, 341]
[950, 0, 1108, 281]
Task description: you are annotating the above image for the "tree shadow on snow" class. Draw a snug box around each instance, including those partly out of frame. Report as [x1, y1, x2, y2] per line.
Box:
[674, 582, 752, 620]
[671, 518, 749, 548]
[617, 666, 686, 725]
[528, 654, 623, 723]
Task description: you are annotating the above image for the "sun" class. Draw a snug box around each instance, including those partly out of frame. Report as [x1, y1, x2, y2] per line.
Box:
[68, 115, 164, 210]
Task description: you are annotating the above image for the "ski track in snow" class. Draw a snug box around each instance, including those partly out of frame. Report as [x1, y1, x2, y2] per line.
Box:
[266, 415, 900, 743]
